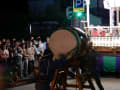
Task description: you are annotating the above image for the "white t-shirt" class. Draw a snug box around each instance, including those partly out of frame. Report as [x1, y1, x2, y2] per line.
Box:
[0, 49, 9, 56]
[38, 43, 45, 54]
[27, 47, 35, 61]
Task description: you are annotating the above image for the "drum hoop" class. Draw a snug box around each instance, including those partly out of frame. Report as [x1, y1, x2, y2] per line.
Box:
[63, 27, 81, 59]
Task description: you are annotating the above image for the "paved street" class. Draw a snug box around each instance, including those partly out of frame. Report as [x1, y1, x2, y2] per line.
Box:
[9, 77, 120, 90]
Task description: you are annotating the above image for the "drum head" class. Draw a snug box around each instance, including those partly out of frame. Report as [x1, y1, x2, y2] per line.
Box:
[49, 29, 77, 57]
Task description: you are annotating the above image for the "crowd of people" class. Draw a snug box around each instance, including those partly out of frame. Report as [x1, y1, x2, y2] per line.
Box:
[0, 35, 104, 90]
[0, 36, 50, 79]
[87, 25, 120, 37]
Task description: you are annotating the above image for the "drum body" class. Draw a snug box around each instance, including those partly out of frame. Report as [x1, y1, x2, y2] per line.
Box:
[49, 27, 89, 60]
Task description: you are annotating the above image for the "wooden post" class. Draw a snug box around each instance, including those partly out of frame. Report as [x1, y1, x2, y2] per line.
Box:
[51, 69, 58, 90]
[76, 67, 82, 90]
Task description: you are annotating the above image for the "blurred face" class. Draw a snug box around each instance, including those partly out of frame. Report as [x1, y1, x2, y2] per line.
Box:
[3, 45, 6, 50]
[6, 39, 10, 43]
[22, 44, 26, 49]
[2, 39, 6, 43]
[15, 42, 19, 47]
[46, 37, 50, 43]
[93, 29, 97, 31]
[31, 36, 34, 40]
[33, 40, 36, 45]
[22, 40, 25, 43]
[13, 38, 16, 42]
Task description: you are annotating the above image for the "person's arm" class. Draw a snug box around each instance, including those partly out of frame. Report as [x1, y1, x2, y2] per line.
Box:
[23, 49, 29, 57]
[32, 47, 35, 55]
[23, 52, 29, 57]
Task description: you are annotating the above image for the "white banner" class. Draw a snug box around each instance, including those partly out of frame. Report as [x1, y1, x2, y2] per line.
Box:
[104, 0, 120, 9]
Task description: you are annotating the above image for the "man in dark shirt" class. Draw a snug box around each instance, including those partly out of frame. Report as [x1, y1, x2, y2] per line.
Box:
[35, 49, 67, 90]
[87, 48, 104, 90]
[80, 43, 104, 90]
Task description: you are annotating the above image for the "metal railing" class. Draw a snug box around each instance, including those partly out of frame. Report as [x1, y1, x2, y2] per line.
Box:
[90, 37, 120, 47]
[82, 25, 120, 47]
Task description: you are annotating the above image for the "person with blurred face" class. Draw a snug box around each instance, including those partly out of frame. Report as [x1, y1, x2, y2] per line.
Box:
[13, 41, 23, 79]
[0, 44, 9, 64]
[22, 44, 29, 77]
[21, 39, 26, 45]
[27, 41, 35, 76]
[79, 42, 104, 90]
[33, 40, 40, 60]
[43, 37, 50, 52]
[35, 49, 67, 90]
[38, 40, 44, 55]
[2, 38, 6, 44]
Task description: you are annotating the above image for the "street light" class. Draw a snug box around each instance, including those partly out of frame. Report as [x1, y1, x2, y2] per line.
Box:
[76, 12, 84, 18]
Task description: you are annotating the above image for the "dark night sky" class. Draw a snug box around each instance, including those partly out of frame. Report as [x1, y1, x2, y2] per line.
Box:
[0, 0, 109, 39]
[0, 0, 67, 39]
[28, 0, 73, 20]
[0, 0, 72, 38]
[0, 0, 28, 39]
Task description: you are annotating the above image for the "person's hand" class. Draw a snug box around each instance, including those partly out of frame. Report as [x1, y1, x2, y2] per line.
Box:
[53, 54, 59, 61]
[53, 54, 65, 61]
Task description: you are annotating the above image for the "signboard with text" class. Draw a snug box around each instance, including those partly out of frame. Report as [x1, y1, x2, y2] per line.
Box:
[73, 0, 84, 12]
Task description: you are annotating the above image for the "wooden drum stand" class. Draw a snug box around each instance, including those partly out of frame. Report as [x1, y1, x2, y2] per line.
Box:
[51, 60, 96, 90]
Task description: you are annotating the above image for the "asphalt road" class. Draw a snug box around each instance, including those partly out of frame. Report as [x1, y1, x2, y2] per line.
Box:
[8, 77, 120, 90]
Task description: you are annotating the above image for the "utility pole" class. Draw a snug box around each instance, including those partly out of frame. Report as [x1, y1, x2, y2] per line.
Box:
[29, 24, 32, 35]
[86, 0, 90, 27]
[109, 8, 114, 33]
[117, 7, 120, 25]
